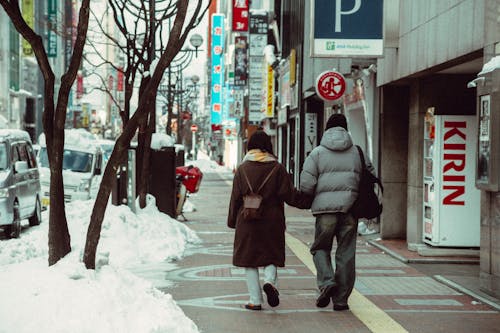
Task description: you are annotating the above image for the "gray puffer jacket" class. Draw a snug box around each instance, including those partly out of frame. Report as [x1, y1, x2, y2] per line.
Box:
[300, 126, 374, 215]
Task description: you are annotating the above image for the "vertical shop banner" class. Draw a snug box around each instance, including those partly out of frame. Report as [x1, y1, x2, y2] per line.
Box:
[21, 0, 34, 56]
[210, 14, 224, 125]
[248, 12, 268, 124]
[64, 1, 73, 69]
[232, 0, 249, 31]
[47, 0, 57, 57]
[117, 67, 124, 91]
[311, 0, 383, 57]
[76, 72, 84, 99]
[234, 36, 248, 86]
[263, 63, 274, 117]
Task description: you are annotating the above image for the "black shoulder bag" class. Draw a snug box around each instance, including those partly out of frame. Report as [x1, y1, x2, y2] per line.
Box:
[350, 145, 384, 219]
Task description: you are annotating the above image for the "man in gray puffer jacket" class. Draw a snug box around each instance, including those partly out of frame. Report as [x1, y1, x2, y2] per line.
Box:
[300, 113, 375, 312]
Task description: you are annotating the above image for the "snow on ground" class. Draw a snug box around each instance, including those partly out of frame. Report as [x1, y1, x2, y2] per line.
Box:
[0, 150, 231, 333]
[0, 196, 201, 333]
[186, 149, 232, 174]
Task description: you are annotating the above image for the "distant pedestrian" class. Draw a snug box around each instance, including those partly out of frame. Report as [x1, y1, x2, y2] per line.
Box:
[228, 130, 312, 311]
[300, 113, 376, 311]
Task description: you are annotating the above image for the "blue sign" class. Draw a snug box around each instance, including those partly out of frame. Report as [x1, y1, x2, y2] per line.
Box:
[311, 0, 383, 57]
[210, 14, 224, 125]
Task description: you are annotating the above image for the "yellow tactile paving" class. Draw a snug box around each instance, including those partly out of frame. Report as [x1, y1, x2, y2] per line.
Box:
[285, 232, 409, 333]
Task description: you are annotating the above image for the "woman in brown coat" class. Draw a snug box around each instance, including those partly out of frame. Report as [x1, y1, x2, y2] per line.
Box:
[227, 130, 311, 310]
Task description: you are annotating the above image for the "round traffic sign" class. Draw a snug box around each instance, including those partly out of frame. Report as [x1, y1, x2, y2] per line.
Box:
[315, 70, 346, 101]
[190, 124, 198, 132]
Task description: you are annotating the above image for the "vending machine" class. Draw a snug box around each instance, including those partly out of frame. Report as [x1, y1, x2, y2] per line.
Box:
[423, 108, 480, 247]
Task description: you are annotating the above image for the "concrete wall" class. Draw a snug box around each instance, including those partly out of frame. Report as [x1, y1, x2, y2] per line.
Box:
[378, 0, 486, 85]
[380, 85, 409, 238]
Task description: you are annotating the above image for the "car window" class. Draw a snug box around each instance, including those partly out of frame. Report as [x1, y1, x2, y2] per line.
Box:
[24, 143, 37, 168]
[18, 143, 30, 164]
[11, 144, 20, 163]
[63, 150, 93, 173]
[0, 144, 7, 170]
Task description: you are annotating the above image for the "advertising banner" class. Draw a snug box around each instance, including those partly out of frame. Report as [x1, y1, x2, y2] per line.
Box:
[21, 0, 34, 56]
[232, 0, 249, 31]
[311, 0, 383, 57]
[210, 14, 225, 125]
[47, 0, 57, 57]
[234, 36, 248, 86]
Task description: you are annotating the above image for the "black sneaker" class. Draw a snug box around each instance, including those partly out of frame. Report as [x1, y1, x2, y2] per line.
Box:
[263, 283, 280, 307]
[316, 284, 337, 308]
[333, 303, 349, 311]
[244, 303, 262, 311]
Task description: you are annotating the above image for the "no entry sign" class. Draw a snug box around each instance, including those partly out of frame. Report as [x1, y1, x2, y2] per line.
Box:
[315, 70, 346, 101]
[190, 124, 198, 132]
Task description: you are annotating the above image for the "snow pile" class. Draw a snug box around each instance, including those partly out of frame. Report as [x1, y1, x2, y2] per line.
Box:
[0, 195, 201, 333]
[151, 133, 176, 150]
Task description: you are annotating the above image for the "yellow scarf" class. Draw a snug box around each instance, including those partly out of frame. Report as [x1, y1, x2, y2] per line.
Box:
[243, 149, 277, 162]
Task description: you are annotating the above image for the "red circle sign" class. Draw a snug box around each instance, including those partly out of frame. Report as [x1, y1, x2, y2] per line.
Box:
[190, 124, 198, 132]
[315, 71, 346, 101]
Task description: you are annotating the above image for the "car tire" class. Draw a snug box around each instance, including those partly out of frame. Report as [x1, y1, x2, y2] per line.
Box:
[29, 198, 42, 226]
[6, 205, 21, 239]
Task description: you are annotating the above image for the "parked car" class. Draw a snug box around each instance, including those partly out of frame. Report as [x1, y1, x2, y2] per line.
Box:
[0, 129, 42, 238]
[97, 139, 115, 167]
[38, 129, 104, 208]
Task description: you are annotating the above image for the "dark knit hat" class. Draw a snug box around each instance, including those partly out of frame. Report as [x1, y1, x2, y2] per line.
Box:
[325, 113, 348, 130]
[247, 130, 273, 154]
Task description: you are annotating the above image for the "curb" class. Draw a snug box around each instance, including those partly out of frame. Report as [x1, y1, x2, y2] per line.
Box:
[367, 239, 480, 264]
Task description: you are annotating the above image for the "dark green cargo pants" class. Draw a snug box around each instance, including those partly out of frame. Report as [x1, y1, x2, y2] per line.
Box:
[310, 212, 358, 305]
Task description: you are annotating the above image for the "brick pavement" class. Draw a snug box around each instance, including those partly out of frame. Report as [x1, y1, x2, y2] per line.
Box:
[156, 170, 500, 333]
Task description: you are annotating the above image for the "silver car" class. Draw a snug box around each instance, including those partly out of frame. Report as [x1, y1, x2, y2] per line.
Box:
[0, 129, 42, 238]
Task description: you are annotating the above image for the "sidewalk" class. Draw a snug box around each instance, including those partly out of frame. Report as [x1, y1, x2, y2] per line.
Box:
[159, 170, 500, 333]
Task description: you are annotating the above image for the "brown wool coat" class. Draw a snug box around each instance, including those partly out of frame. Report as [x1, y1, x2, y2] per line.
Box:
[227, 160, 311, 268]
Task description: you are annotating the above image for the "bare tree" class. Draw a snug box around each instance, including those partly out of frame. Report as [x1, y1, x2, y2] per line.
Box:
[83, 0, 209, 269]
[0, 0, 91, 265]
[85, 0, 207, 208]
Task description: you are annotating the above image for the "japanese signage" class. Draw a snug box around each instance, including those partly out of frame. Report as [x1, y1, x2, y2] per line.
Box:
[315, 70, 346, 101]
[311, 0, 383, 57]
[248, 12, 268, 124]
[478, 95, 491, 182]
[47, 0, 57, 57]
[117, 67, 124, 91]
[263, 63, 274, 118]
[210, 14, 225, 125]
[21, 0, 34, 56]
[47, 0, 57, 58]
[234, 36, 248, 86]
[232, 0, 249, 31]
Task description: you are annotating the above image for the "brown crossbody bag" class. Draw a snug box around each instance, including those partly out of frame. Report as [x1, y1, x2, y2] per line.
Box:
[240, 164, 279, 221]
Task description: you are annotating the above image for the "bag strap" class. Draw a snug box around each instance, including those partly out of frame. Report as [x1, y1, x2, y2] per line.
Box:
[241, 163, 279, 194]
[241, 168, 254, 193]
[355, 145, 366, 169]
[355, 145, 384, 191]
[256, 164, 279, 193]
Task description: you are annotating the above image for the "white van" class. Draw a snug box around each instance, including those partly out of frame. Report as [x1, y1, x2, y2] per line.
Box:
[38, 129, 104, 208]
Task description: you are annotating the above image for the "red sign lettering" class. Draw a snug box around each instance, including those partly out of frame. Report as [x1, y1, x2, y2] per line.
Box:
[442, 121, 466, 205]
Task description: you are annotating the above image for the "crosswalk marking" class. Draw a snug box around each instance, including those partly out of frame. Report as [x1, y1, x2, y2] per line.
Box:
[285, 232, 409, 333]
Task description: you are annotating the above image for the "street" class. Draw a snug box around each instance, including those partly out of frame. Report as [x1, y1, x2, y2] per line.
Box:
[151, 169, 500, 333]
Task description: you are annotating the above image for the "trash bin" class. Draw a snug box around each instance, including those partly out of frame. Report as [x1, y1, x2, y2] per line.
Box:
[149, 146, 176, 218]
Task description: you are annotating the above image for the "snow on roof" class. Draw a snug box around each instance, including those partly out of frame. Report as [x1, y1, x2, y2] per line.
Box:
[38, 129, 100, 152]
[479, 55, 500, 75]
[0, 129, 32, 143]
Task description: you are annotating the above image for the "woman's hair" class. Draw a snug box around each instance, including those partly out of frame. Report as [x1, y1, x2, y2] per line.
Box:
[247, 130, 273, 154]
